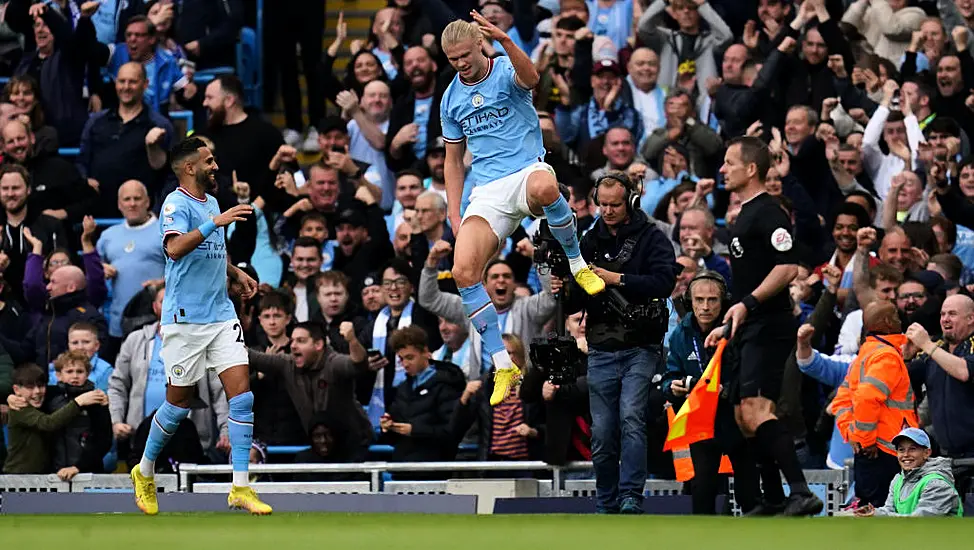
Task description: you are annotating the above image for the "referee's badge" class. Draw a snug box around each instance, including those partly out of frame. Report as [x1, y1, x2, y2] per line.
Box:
[472, 93, 484, 107]
[771, 228, 793, 252]
[730, 237, 743, 258]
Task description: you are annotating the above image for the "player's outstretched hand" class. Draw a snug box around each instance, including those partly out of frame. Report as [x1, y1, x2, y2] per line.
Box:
[471, 10, 506, 42]
[233, 267, 259, 300]
[214, 204, 253, 227]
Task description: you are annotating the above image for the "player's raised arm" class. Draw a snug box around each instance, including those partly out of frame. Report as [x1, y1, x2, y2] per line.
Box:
[470, 10, 539, 89]
[163, 204, 252, 261]
[444, 140, 466, 231]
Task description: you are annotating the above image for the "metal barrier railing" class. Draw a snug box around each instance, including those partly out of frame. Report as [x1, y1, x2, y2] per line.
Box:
[179, 460, 593, 495]
[0, 473, 178, 493]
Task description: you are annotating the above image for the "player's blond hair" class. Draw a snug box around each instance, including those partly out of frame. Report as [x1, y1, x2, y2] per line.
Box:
[441, 20, 481, 49]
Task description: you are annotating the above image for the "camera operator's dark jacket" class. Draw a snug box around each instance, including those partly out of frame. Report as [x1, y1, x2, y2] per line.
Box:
[565, 209, 678, 350]
[47, 380, 112, 473]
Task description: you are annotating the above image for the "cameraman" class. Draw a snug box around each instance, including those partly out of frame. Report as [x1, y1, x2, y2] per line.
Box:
[662, 271, 761, 514]
[564, 170, 678, 514]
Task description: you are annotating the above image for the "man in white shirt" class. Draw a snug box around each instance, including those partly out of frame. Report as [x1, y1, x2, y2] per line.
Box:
[626, 47, 666, 138]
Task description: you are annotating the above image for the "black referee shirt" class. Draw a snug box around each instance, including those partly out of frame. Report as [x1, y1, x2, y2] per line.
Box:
[728, 192, 798, 317]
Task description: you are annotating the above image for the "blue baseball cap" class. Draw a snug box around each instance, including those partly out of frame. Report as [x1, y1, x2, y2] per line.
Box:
[892, 427, 931, 449]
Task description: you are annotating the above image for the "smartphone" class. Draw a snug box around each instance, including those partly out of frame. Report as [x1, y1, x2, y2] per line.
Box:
[368, 349, 382, 359]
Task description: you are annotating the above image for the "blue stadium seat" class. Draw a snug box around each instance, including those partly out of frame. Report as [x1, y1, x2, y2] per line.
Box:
[59, 147, 80, 157]
[236, 27, 259, 107]
[265, 445, 310, 455]
[194, 66, 234, 84]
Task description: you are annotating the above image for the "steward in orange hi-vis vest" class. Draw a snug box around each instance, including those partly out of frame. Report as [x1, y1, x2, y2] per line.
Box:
[832, 334, 919, 456]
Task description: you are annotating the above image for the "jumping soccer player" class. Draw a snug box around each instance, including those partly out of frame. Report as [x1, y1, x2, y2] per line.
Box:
[129, 137, 271, 515]
[440, 12, 605, 406]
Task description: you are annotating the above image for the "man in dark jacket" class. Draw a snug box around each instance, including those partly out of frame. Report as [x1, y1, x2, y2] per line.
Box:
[714, 40, 790, 139]
[661, 270, 762, 515]
[384, 46, 444, 174]
[0, 163, 68, 306]
[331, 201, 395, 299]
[119, 0, 243, 69]
[780, 3, 855, 117]
[29, 265, 108, 365]
[381, 325, 465, 464]
[248, 321, 373, 461]
[3, 119, 97, 222]
[905, 294, 974, 494]
[564, 171, 678, 514]
[8, 3, 107, 147]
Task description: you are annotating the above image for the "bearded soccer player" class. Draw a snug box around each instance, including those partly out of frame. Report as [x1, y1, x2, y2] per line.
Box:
[440, 12, 604, 406]
[129, 137, 271, 515]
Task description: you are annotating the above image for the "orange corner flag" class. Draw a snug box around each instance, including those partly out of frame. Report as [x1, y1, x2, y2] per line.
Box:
[663, 338, 727, 452]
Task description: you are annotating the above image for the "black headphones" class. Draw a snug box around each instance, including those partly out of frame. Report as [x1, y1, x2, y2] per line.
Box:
[681, 269, 732, 314]
[593, 173, 640, 215]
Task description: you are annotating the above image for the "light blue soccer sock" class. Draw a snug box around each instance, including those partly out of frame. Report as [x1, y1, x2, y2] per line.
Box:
[542, 195, 586, 274]
[139, 401, 190, 478]
[459, 283, 513, 370]
[228, 391, 255, 487]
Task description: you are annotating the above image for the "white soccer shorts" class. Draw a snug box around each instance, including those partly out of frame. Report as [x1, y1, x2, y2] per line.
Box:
[461, 161, 555, 242]
[160, 319, 249, 387]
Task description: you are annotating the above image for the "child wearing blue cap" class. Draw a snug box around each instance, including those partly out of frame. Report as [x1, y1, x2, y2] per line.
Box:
[855, 427, 964, 517]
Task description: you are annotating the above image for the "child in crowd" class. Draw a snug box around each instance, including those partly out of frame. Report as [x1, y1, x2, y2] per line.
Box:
[48, 322, 113, 391]
[47, 351, 113, 479]
[255, 291, 294, 353]
[299, 212, 337, 271]
[3, 363, 106, 474]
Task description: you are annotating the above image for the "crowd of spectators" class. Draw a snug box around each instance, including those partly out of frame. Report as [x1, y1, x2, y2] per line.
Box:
[1, 0, 974, 515]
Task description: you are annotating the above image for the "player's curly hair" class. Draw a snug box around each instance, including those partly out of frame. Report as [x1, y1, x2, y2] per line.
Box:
[441, 19, 481, 49]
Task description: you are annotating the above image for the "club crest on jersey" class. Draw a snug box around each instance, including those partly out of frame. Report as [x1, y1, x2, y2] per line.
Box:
[772, 228, 793, 252]
[731, 237, 743, 258]
[472, 93, 485, 107]
[124, 240, 135, 253]
[172, 365, 185, 377]
[163, 203, 176, 215]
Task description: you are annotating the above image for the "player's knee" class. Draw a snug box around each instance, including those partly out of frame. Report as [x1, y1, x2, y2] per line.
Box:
[452, 265, 478, 288]
[228, 390, 254, 415]
[530, 175, 560, 204]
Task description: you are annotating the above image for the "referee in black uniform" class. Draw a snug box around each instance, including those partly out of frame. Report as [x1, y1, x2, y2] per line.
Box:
[703, 137, 824, 516]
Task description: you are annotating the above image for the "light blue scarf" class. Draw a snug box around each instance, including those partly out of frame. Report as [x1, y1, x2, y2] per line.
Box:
[368, 300, 414, 427]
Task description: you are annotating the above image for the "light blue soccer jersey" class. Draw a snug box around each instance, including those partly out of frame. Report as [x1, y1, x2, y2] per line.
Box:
[159, 187, 237, 326]
[440, 55, 545, 187]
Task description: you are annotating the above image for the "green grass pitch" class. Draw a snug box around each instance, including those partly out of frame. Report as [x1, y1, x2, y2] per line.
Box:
[0, 513, 971, 549]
